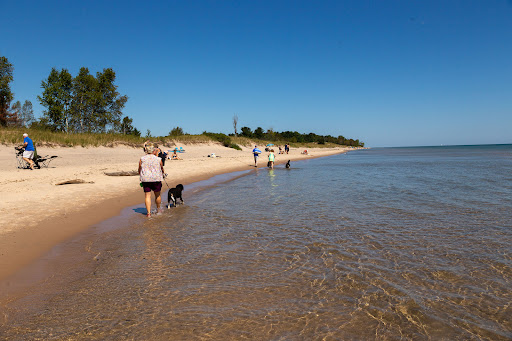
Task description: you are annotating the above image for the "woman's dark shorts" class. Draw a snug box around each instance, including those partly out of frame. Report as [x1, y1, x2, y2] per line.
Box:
[142, 181, 162, 193]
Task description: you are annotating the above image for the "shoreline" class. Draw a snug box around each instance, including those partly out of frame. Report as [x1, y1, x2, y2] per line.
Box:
[0, 144, 353, 282]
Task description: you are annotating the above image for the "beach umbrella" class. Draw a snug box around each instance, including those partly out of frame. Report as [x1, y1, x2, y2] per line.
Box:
[266, 143, 274, 146]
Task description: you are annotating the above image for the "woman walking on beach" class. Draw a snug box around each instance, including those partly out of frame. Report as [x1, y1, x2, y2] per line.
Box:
[138, 144, 165, 217]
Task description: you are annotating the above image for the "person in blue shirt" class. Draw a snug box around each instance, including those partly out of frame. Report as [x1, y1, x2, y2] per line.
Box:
[252, 145, 261, 167]
[22, 133, 35, 170]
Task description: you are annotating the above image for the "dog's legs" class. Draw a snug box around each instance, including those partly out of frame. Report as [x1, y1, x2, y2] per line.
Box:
[168, 194, 176, 209]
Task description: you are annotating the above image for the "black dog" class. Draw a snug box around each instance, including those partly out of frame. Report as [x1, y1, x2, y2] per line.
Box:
[167, 184, 184, 209]
[285, 160, 291, 168]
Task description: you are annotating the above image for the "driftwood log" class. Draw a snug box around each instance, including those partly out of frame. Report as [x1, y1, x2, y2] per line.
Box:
[104, 171, 139, 176]
[55, 179, 94, 185]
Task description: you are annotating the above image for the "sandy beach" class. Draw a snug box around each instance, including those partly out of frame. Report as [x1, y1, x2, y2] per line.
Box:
[0, 142, 351, 281]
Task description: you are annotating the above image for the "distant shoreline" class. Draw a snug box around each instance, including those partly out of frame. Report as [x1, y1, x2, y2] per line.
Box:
[373, 143, 512, 148]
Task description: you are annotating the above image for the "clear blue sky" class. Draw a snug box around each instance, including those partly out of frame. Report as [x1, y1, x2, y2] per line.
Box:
[2, 0, 511, 147]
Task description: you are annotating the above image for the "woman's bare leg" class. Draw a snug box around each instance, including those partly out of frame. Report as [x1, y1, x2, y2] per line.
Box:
[145, 192, 152, 216]
[155, 191, 161, 211]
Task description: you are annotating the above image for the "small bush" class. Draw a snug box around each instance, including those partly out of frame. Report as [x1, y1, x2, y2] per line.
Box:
[203, 132, 243, 151]
[230, 143, 242, 150]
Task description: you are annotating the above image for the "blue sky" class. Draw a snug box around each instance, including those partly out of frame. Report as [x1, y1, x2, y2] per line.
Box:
[2, 0, 511, 147]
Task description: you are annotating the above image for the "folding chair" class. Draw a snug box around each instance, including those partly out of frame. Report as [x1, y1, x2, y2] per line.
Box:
[15, 146, 58, 169]
[34, 154, 58, 168]
[15, 147, 29, 169]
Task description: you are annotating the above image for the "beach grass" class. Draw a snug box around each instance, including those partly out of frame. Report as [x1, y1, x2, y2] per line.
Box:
[0, 128, 146, 147]
[1, 127, 348, 149]
[0, 128, 218, 148]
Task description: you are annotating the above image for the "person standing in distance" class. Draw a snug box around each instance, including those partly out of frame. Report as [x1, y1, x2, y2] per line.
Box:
[268, 149, 275, 169]
[22, 133, 35, 170]
[252, 145, 262, 167]
[138, 144, 165, 217]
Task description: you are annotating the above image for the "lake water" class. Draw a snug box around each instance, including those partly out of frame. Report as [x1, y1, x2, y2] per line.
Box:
[1, 145, 511, 340]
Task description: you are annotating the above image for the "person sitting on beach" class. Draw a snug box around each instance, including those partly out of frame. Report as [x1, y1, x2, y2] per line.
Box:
[171, 150, 182, 160]
[138, 145, 165, 217]
[268, 149, 275, 169]
[22, 133, 35, 170]
[278, 146, 283, 154]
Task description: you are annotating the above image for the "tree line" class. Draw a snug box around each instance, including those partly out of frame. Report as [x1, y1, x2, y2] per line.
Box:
[0, 55, 139, 136]
[1, 56, 35, 127]
[1, 55, 363, 146]
[236, 126, 363, 147]
[37, 67, 139, 135]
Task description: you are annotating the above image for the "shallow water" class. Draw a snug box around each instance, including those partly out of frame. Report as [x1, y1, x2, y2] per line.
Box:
[1, 145, 511, 340]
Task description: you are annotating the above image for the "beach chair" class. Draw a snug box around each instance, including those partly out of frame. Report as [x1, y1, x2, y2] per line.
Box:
[33, 154, 58, 169]
[178, 146, 185, 153]
[14, 146, 58, 169]
[14, 147, 28, 169]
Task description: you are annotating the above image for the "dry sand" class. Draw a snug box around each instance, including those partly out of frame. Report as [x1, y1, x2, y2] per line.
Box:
[0, 142, 352, 280]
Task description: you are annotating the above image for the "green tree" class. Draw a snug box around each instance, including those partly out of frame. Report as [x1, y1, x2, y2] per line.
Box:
[39, 67, 128, 133]
[265, 128, 275, 141]
[240, 126, 253, 137]
[169, 126, 185, 137]
[254, 127, 264, 139]
[20, 100, 35, 127]
[59, 70, 73, 131]
[38, 68, 73, 131]
[9, 100, 21, 126]
[0, 56, 14, 126]
[30, 116, 52, 130]
[118, 116, 139, 135]
[94, 68, 128, 133]
[71, 67, 96, 133]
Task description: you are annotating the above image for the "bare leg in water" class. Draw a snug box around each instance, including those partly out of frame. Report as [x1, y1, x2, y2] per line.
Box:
[145, 191, 162, 217]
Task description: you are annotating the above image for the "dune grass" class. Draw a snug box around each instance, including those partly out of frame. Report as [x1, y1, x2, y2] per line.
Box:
[0, 128, 146, 147]
[1, 127, 349, 149]
[0, 128, 220, 148]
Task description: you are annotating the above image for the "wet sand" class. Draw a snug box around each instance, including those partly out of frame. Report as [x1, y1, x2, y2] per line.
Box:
[0, 143, 352, 282]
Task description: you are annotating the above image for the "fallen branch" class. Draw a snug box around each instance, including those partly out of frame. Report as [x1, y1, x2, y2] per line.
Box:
[104, 171, 139, 176]
[55, 179, 94, 185]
